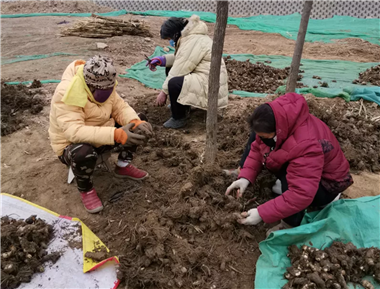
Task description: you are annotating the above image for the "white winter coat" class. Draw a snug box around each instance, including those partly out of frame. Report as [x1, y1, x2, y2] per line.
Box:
[162, 15, 228, 110]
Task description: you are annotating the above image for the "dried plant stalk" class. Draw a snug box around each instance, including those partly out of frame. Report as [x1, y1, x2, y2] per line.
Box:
[60, 14, 152, 38]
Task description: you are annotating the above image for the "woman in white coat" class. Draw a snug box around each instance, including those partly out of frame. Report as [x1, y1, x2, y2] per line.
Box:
[147, 15, 229, 129]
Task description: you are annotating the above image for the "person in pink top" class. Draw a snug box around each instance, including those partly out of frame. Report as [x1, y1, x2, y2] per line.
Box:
[226, 93, 353, 233]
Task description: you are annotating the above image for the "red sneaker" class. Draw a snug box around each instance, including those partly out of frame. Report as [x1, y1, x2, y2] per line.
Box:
[80, 189, 103, 213]
[114, 164, 148, 180]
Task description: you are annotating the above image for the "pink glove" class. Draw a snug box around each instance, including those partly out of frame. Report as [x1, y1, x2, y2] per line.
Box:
[155, 91, 167, 106]
[146, 56, 166, 71]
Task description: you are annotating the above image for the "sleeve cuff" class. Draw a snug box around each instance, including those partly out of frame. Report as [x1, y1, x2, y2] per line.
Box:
[238, 169, 255, 184]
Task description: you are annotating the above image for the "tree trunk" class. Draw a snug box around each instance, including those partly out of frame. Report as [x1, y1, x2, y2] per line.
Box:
[286, 0, 313, 93]
[205, 1, 229, 164]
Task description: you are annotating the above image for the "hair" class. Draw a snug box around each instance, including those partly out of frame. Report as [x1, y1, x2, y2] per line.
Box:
[248, 104, 276, 133]
[160, 17, 189, 43]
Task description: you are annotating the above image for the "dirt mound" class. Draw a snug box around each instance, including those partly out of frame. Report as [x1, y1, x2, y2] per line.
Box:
[353, 65, 380, 86]
[224, 57, 304, 93]
[115, 162, 270, 289]
[1, 216, 60, 289]
[1, 1, 114, 14]
[305, 95, 380, 172]
[283, 241, 380, 289]
[1, 81, 45, 136]
[84, 97, 273, 289]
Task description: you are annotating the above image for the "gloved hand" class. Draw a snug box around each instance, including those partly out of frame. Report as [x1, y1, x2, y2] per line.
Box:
[146, 56, 166, 71]
[237, 208, 262, 225]
[155, 91, 167, 107]
[133, 121, 153, 138]
[114, 128, 128, 145]
[225, 178, 250, 198]
[120, 123, 146, 146]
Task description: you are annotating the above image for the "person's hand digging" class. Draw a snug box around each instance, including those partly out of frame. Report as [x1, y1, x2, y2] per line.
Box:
[225, 178, 250, 198]
[134, 122, 153, 139]
[237, 208, 262, 225]
[121, 123, 146, 146]
[155, 91, 167, 107]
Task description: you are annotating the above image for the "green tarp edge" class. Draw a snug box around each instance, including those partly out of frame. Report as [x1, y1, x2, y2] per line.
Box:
[2, 9, 379, 45]
[276, 86, 380, 105]
[120, 46, 380, 105]
[0, 9, 127, 18]
[1, 53, 78, 65]
[256, 196, 380, 288]
[127, 10, 380, 45]
[4, 80, 61, 85]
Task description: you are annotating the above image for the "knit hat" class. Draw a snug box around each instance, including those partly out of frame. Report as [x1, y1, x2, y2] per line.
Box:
[83, 55, 116, 89]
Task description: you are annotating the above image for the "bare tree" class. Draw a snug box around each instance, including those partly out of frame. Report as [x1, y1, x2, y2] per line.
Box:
[286, 0, 313, 93]
[205, 1, 229, 164]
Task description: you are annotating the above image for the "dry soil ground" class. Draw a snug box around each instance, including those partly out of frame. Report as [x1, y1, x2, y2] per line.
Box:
[1, 2, 380, 289]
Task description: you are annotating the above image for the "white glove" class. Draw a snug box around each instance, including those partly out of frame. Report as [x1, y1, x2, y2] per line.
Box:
[272, 179, 282, 195]
[238, 208, 262, 225]
[225, 178, 250, 198]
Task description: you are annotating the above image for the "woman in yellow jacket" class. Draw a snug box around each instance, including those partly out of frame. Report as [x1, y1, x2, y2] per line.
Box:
[49, 56, 153, 213]
[147, 15, 228, 129]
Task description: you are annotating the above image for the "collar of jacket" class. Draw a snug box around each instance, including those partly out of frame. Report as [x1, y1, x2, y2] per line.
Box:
[61, 65, 117, 107]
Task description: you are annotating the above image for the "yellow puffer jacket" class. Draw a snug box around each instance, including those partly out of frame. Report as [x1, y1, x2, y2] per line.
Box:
[49, 60, 139, 156]
[162, 15, 228, 110]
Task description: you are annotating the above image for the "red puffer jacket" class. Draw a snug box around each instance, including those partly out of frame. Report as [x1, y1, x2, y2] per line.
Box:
[239, 93, 353, 223]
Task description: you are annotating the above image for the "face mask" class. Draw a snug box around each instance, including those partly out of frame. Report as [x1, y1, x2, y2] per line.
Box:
[169, 39, 175, 47]
[93, 88, 114, 103]
[260, 135, 277, 148]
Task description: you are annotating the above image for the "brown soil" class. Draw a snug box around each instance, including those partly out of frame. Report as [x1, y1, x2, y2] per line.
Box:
[90, 97, 274, 289]
[225, 57, 305, 93]
[0, 1, 114, 14]
[344, 172, 380, 198]
[1, 6, 380, 289]
[353, 65, 380, 86]
[284, 242, 380, 289]
[305, 95, 380, 172]
[1, 15, 379, 84]
[1, 216, 61, 289]
[1, 81, 46, 136]
[85, 246, 109, 262]
[223, 28, 380, 63]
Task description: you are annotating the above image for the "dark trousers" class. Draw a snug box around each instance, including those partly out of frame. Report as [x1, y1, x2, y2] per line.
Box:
[166, 67, 190, 120]
[239, 132, 256, 168]
[240, 133, 339, 227]
[277, 165, 339, 227]
[59, 144, 133, 192]
[58, 114, 148, 192]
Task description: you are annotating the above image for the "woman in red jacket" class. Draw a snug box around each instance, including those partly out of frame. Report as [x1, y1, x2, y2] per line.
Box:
[226, 93, 353, 232]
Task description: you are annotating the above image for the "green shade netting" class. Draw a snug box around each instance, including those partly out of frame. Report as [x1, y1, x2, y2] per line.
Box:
[4, 80, 61, 85]
[0, 9, 127, 18]
[276, 86, 380, 105]
[256, 196, 380, 288]
[1, 53, 78, 65]
[120, 46, 380, 105]
[2, 9, 379, 45]
[127, 10, 380, 45]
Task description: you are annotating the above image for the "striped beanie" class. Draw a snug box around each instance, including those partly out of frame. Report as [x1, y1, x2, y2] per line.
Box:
[83, 55, 116, 89]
